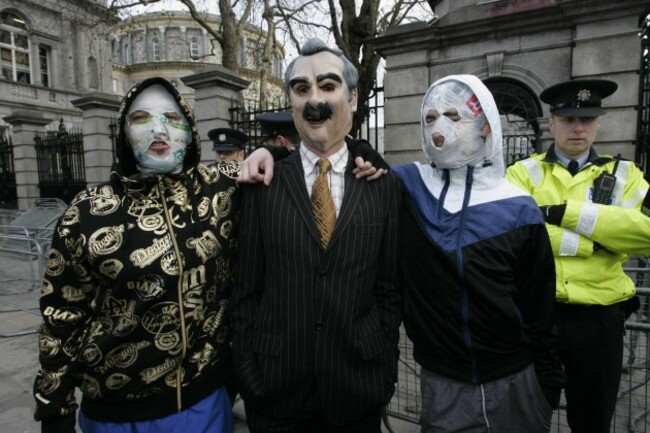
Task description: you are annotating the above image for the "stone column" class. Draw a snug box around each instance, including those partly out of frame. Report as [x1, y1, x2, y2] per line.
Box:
[159, 26, 166, 61]
[31, 42, 42, 86]
[142, 28, 148, 63]
[3, 111, 50, 209]
[71, 92, 122, 186]
[128, 33, 133, 64]
[112, 35, 121, 62]
[180, 26, 187, 60]
[182, 66, 249, 162]
[202, 28, 209, 58]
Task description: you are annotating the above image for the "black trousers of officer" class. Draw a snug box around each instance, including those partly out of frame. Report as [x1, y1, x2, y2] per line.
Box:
[556, 302, 625, 433]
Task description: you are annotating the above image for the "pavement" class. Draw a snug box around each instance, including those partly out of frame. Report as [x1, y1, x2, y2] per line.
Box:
[0, 282, 418, 433]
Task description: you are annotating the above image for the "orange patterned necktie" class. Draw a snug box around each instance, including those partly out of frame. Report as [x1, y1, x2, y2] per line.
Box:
[311, 159, 336, 247]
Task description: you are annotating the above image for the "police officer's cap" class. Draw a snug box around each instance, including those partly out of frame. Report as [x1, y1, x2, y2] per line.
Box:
[256, 111, 298, 140]
[208, 128, 249, 152]
[540, 79, 618, 117]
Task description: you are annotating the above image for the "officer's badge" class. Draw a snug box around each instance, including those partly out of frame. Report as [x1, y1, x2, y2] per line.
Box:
[577, 89, 591, 101]
[219, 133, 226, 142]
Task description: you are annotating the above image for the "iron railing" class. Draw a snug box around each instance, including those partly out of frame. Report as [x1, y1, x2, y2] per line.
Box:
[229, 96, 290, 155]
[34, 122, 86, 204]
[0, 129, 16, 208]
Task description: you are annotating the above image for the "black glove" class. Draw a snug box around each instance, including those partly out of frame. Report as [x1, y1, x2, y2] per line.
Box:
[539, 204, 566, 226]
[346, 138, 390, 171]
[259, 145, 291, 162]
[624, 296, 641, 320]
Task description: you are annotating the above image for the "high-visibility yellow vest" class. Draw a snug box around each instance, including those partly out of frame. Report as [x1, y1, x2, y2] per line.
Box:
[506, 149, 650, 305]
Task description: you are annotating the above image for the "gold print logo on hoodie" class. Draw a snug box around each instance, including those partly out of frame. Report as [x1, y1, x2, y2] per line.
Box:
[89, 226, 125, 258]
[130, 234, 173, 268]
[186, 230, 220, 263]
[89, 187, 120, 216]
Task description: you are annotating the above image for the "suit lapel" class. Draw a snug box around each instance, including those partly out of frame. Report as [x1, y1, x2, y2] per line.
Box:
[279, 152, 322, 246]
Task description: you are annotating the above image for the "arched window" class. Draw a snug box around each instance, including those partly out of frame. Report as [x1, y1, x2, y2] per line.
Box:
[152, 37, 160, 62]
[124, 41, 131, 64]
[0, 11, 31, 84]
[190, 37, 199, 60]
[39, 45, 50, 87]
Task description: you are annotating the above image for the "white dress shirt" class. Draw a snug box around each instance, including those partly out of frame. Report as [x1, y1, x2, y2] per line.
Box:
[300, 143, 348, 217]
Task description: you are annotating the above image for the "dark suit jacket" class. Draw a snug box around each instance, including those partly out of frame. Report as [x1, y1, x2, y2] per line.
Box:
[232, 148, 402, 424]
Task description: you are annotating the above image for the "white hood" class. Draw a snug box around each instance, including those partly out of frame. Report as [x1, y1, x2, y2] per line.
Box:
[410, 75, 526, 213]
[420, 74, 504, 179]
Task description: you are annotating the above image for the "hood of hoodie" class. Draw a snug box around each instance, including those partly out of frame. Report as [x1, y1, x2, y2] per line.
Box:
[391, 75, 529, 214]
[420, 74, 504, 180]
[114, 77, 202, 178]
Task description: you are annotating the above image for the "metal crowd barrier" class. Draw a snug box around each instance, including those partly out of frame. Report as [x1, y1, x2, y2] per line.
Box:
[0, 198, 65, 338]
[384, 256, 650, 433]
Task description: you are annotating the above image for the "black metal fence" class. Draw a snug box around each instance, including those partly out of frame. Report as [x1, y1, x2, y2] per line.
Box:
[503, 133, 537, 166]
[359, 86, 384, 152]
[230, 96, 290, 155]
[0, 129, 16, 208]
[34, 123, 86, 204]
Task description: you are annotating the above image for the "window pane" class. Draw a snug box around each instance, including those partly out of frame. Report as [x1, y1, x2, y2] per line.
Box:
[15, 51, 29, 68]
[191, 37, 199, 59]
[39, 46, 49, 87]
[1, 65, 12, 80]
[14, 34, 27, 49]
[152, 38, 160, 61]
[16, 70, 30, 83]
[0, 30, 10, 45]
[1, 47, 11, 62]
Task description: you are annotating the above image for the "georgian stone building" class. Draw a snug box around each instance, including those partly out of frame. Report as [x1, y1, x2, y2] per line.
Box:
[0, 0, 114, 134]
[110, 11, 286, 106]
[371, 0, 650, 169]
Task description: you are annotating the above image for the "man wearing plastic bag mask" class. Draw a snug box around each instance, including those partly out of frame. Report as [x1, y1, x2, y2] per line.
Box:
[125, 83, 191, 176]
[391, 75, 565, 432]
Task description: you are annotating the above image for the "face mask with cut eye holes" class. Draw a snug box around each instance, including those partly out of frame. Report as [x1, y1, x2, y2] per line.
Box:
[125, 84, 190, 176]
[421, 81, 488, 169]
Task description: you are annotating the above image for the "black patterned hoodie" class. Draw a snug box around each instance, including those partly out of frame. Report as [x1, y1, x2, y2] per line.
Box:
[34, 77, 242, 432]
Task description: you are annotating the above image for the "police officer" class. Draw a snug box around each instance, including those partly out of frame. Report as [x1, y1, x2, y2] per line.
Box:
[506, 79, 650, 433]
[209, 128, 248, 161]
[256, 111, 300, 151]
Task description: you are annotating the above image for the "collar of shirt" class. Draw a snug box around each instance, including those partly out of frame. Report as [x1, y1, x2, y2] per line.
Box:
[555, 150, 589, 170]
[300, 143, 348, 216]
[299, 143, 349, 176]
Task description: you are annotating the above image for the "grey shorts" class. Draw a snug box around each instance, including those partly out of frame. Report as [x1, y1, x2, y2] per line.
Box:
[419, 364, 553, 433]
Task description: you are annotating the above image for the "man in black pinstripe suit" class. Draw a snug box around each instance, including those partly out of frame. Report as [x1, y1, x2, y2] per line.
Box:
[231, 38, 402, 433]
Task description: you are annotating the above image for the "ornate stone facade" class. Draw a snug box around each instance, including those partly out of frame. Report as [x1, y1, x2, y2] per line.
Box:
[0, 0, 114, 133]
[110, 11, 286, 106]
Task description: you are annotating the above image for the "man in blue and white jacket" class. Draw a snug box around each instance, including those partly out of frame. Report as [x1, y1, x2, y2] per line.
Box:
[392, 75, 565, 432]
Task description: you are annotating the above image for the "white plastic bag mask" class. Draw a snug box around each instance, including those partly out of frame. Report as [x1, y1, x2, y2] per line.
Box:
[125, 84, 190, 176]
[422, 80, 487, 169]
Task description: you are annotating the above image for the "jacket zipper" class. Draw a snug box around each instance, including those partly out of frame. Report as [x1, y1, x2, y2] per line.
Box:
[157, 178, 188, 412]
[457, 167, 478, 384]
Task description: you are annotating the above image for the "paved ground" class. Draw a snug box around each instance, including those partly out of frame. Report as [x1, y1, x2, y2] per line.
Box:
[0, 285, 418, 433]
